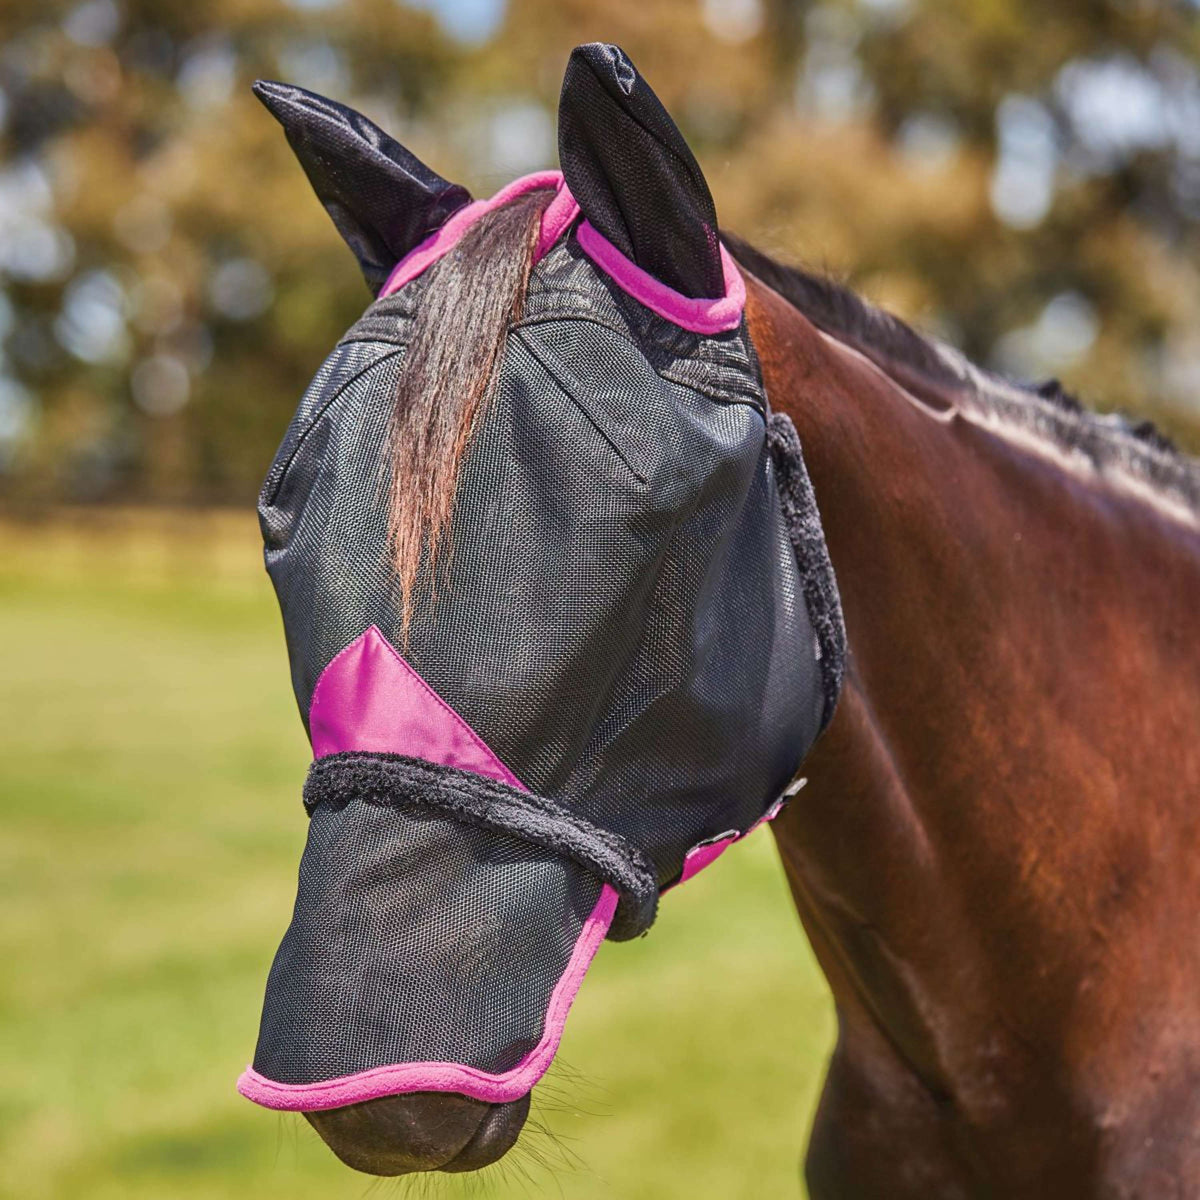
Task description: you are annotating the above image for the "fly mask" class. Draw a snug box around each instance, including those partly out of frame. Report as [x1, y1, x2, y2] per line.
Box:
[238, 43, 845, 1113]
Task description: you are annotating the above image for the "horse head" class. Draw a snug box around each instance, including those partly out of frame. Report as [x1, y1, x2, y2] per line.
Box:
[240, 42, 842, 1176]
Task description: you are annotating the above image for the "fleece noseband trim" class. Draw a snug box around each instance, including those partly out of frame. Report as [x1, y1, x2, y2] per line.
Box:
[303, 752, 660, 941]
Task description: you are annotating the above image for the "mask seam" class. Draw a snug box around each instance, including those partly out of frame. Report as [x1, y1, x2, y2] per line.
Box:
[260, 346, 403, 510]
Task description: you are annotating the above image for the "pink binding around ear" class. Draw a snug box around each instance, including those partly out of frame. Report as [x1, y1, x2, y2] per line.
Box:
[575, 220, 746, 334]
[380, 171, 579, 297]
[378, 170, 746, 334]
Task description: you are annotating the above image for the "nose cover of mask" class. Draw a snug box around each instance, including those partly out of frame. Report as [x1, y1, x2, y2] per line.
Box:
[237, 171, 845, 1112]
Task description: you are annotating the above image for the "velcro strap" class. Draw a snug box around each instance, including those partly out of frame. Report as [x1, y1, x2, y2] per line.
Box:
[303, 752, 659, 941]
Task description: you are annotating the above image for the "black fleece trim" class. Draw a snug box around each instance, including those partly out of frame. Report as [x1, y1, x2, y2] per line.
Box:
[304, 752, 659, 941]
[767, 412, 847, 730]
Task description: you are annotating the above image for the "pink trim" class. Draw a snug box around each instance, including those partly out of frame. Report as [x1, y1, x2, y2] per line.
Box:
[380, 171, 578, 297]
[672, 794, 792, 889]
[678, 833, 738, 884]
[575, 220, 746, 334]
[534, 179, 581, 260]
[308, 626, 522, 788]
[237, 884, 618, 1110]
[748, 793, 788, 835]
[377, 168, 745, 334]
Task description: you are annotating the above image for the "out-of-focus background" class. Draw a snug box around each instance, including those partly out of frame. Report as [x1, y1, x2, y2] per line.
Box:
[2, 1, 1198, 1197]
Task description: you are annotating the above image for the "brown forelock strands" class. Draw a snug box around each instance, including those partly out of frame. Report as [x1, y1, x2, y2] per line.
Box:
[385, 188, 556, 636]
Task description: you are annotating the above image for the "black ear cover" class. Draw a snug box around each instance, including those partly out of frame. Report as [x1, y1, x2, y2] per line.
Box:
[558, 43, 724, 299]
[254, 80, 472, 294]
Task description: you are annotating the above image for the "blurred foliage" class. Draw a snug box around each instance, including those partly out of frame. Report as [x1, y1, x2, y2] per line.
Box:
[1, 0, 1199, 506]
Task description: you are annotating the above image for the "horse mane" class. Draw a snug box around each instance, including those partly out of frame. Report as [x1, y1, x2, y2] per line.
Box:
[384, 202, 1197, 625]
[386, 187, 555, 635]
[722, 231, 1200, 524]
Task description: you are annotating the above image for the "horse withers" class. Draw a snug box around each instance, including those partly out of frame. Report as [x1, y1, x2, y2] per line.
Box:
[242, 44, 1200, 1196]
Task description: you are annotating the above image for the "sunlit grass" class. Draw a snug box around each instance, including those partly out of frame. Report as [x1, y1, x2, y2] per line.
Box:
[0, 511, 833, 1200]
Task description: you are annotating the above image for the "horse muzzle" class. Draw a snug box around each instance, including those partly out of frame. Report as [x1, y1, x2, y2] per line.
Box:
[304, 1090, 531, 1175]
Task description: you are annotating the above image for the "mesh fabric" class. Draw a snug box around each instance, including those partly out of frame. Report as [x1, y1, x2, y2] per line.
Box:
[249, 223, 838, 1097]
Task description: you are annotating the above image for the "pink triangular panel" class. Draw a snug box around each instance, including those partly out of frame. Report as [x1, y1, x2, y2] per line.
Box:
[307, 626, 523, 790]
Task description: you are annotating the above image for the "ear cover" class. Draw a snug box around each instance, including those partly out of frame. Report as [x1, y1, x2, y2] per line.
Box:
[558, 43, 724, 300]
[253, 80, 472, 294]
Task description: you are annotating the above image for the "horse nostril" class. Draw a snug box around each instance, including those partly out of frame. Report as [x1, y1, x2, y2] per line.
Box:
[303, 1090, 530, 1176]
[439, 1090, 531, 1173]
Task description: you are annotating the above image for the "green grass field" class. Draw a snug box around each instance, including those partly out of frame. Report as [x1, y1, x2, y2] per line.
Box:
[0, 511, 834, 1200]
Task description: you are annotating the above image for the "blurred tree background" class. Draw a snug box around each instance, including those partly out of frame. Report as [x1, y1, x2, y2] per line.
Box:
[1, 0, 1199, 509]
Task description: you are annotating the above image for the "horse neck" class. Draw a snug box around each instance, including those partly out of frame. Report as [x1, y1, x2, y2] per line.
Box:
[744, 273, 1200, 1153]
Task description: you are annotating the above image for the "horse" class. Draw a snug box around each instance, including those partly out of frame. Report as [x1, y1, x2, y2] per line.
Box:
[242, 45, 1200, 1195]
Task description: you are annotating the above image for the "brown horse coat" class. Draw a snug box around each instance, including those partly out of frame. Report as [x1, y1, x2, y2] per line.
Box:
[744, 270, 1200, 1199]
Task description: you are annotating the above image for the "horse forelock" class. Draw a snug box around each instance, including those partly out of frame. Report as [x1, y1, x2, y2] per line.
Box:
[385, 187, 555, 637]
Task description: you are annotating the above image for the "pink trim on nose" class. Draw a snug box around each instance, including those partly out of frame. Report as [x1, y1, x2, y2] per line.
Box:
[240, 626, 620, 1111]
[237, 883, 619, 1110]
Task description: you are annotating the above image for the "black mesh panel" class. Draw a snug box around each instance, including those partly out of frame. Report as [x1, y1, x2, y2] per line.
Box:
[254, 796, 600, 1082]
[251, 225, 835, 1093]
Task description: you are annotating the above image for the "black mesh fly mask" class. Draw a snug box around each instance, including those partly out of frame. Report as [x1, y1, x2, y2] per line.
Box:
[239, 44, 845, 1113]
